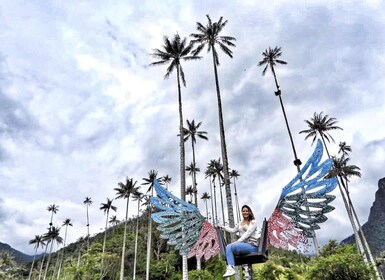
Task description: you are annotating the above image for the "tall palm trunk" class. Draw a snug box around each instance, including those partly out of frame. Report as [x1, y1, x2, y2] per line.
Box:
[43, 240, 55, 280]
[338, 175, 364, 254]
[218, 176, 226, 225]
[191, 141, 199, 207]
[56, 226, 69, 280]
[38, 243, 49, 280]
[209, 178, 215, 223]
[176, 66, 190, 279]
[146, 191, 154, 280]
[177, 67, 186, 201]
[271, 68, 301, 172]
[86, 206, 90, 250]
[212, 181, 218, 224]
[320, 135, 364, 255]
[340, 178, 381, 280]
[101, 210, 110, 273]
[232, 177, 241, 223]
[211, 52, 234, 229]
[347, 193, 379, 273]
[204, 199, 209, 218]
[28, 247, 38, 280]
[133, 200, 140, 280]
[119, 198, 130, 280]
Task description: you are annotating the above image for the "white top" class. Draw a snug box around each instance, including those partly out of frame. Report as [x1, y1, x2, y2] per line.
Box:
[222, 220, 259, 247]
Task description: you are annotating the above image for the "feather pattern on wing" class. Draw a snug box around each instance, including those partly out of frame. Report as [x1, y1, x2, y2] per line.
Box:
[269, 139, 338, 248]
[150, 179, 205, 255]
[187, 220, 220, 260]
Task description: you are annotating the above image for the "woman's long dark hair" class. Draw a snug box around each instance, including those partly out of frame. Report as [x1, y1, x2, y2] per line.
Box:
[241, 205, 255, 221]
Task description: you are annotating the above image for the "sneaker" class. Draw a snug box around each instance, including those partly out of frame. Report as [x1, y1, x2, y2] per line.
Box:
[243, 264, 250, 277]
[223, 265, 236, 277]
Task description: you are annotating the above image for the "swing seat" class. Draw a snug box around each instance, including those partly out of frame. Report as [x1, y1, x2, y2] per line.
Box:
[217, 218, 269, 266]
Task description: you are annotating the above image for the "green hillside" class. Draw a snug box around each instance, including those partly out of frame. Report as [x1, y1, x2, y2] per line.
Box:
[1, 209, 383, 279]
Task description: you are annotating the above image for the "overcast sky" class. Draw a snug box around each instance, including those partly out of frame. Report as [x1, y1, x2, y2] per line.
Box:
[1, 0, 384, 255]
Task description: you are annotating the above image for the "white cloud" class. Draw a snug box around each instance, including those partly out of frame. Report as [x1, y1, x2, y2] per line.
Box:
[0, 0, 384, 256]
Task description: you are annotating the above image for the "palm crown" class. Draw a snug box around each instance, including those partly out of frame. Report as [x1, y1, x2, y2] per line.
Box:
[100, 198, 117, 214]
[300, 112, 343, 145]
[258, 46, 287, 77]
[115, 178, 139, 199]
[150, 34, 199, 86]
[190, 15, 236, 65]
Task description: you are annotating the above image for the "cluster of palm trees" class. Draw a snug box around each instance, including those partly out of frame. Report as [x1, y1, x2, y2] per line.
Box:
[28, 204, 67, 280]
[27, 172, 176, 280]
[150, 15, 237, 233]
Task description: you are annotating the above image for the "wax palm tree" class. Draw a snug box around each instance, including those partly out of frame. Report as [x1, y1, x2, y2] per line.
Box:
[186, 185, 194, 204]
[201, 192, 211, 219]
[183, 119, 208, 165]
[100, 198, 117, 270]
[183, 119, 208, 204]
[109, 215, 120, 227]
[38, 239, 50, 280]
[258, 46, 303, 172]
[150, 34, 200, 202]
[300, 114, 363, 251]
[56, 218, 72, 280]
[132, 190, 144, 280]
[28, 235, 46, 280]
[326, 154, 380, 276]
[47, 204, 59, 228]
[161, 174, 172, 190]
[229, 169, 241, 223]
[338, 141, 352, 157]
[185, 162, 200, 206]
[43, 226, 63, 280]
[330, 156, 361, 194]
[213, 158, 227, 224]
[299, 111, 343, 253]
[299, 111, 343, 157]
[83, 197, 92, 250]
[191, 15, 236, 228]
[114, 177, 139, 280]
[205, 160, 218, 223]
[142, 170, 162, 280]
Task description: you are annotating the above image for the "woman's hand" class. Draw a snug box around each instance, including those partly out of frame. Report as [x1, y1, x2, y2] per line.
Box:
[217, 224, 222, 229]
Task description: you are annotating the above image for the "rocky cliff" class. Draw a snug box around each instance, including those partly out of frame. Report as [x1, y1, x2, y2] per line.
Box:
[342, 177, 385, 257]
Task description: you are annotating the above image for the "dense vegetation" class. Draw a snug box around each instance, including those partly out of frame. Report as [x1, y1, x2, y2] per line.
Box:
[0, 210, 383, 279]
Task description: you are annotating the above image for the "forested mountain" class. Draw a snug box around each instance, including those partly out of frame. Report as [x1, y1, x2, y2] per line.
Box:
[0, 242, 36, 264]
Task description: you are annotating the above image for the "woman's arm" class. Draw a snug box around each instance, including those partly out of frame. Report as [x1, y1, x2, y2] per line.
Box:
[219, 223, 239, 234]
[237, 220, 257, 242]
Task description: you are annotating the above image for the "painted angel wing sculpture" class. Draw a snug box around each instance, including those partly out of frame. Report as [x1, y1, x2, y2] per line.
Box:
[150, 179, 206, 255]
[269, 139, 338, 249]
[187, 220, 221, 261]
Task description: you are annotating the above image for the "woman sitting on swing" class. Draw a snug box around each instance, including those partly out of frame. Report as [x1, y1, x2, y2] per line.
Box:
[217, 205, 259, 277]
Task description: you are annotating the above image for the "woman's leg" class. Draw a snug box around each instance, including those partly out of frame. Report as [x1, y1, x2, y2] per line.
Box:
[225, 242, 258, 266]
[232, 242, 258, 256]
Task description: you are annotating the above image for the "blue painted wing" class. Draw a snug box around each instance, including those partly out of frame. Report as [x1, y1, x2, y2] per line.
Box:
[150, 179, 205, 255]
[276, 139, 338, 237]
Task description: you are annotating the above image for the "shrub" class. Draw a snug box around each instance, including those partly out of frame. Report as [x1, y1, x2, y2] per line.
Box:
[307, 244, 376, 280]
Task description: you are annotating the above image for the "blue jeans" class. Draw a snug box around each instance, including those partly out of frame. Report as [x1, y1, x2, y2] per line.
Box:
[225, 242, 258, 266]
